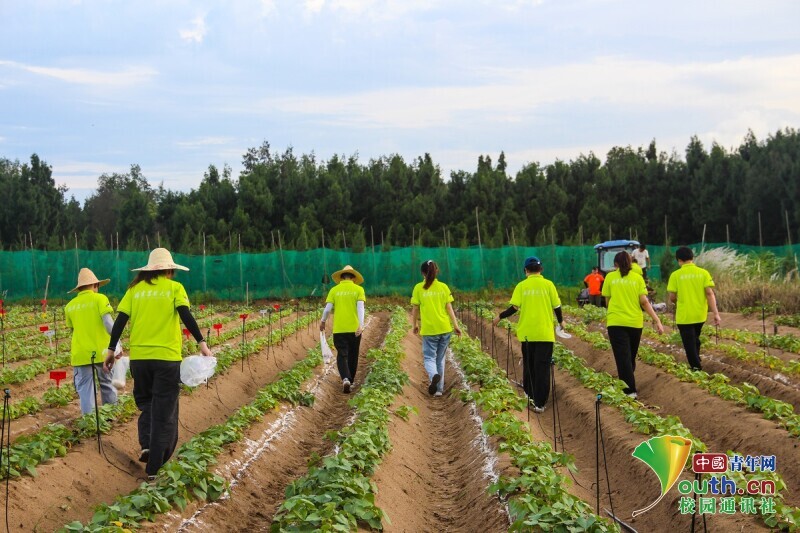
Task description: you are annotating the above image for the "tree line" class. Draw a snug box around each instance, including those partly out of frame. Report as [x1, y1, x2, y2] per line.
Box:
[1, 128, 798, 253]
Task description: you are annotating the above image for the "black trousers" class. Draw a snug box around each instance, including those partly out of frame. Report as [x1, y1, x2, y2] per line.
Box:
[333, 332, 362, 382]
[130, 359, 181, 476]
[677, 323, 705, 370]
[607, 326, 643, 393]
[520, 341, 553, 408]
[589, 294, 603, 307]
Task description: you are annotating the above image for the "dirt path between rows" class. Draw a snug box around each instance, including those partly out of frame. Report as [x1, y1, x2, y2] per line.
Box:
[8, 313, 322, 532]
[150, 312, 391, 532]
[639, 333, 800, 411]
[461, 313, 766, 533]
[368, 328, 509, 533]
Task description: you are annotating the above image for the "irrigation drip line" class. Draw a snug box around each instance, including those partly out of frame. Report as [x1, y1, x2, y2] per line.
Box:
[690, 472, 708, 533]
[595, 394, 615, 519]
[1, 388, 10, 533]
[90, 353, 135, 477]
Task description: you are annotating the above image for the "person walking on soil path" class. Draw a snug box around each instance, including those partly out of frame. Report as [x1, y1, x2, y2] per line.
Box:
[103, 248, 212, 480]
[667, 246, 721, 371]
[320, 265, 365, 394]
[632, 244, 651, 279]
[583, 266, 605, 307]
[65, 268, 119, 415]
[602, 252, 664, 399]
[410, 260, 462, 397]
[493, 256, 565, 413]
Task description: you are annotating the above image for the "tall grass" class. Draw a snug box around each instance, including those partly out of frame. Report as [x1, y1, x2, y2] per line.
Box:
[695, 247, 800, 313]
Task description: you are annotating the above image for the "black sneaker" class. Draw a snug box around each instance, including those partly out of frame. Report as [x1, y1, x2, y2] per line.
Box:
[342, 379, 351, 393]
[139, 449, 150, 463]
[428, 374, 441, 395]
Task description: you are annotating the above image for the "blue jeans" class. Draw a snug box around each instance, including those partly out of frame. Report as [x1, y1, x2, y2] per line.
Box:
[73, 364, 118, 415]
[422, 333, 451, 393]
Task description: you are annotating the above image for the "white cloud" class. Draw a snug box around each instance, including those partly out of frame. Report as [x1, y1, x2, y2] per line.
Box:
[254, 54, 800, 130]
[304, 0, 325, 15]
[175, 137, 235, 148]
[259, 0, 277, 17]
[179, 15, 208, 44]
[0, 60, 156, 87]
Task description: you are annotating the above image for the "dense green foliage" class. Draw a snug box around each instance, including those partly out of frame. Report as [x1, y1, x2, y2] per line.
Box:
[2, 128, 799, 251]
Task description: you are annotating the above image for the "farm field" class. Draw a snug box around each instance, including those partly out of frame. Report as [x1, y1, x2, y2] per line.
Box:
[0, 300, 797, 531]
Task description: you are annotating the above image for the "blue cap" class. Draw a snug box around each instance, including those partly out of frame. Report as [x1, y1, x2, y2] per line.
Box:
[524, 256, 541, 269]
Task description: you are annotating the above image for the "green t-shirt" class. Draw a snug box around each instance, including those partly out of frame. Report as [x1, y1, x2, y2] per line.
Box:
[65, 290, 114, 366]
[667, 263, 715, 325]
[410, 279, 454, 336]
[509, 274, 561, 342]
[117, 276, 191, 361]
[631, 262, 643, 276]
[602, 270, 647, 328]
[325, 280, 366, 334]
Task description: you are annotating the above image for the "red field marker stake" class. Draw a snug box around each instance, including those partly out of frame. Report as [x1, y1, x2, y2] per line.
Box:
[213, 323, 222, 338]
[49, 370, 67, 388]
[239, 314, 248, 371]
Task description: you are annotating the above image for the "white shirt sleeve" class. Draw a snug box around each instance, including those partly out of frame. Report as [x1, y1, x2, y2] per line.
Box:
[322, 302, 333, 321]
[357, 300, 365, 329]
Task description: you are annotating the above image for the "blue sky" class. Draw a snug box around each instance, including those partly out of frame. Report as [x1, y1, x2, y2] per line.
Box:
[1, 0, 799, 202]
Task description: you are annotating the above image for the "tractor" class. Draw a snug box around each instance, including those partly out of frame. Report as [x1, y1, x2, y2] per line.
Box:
[576, 239, 640, 306]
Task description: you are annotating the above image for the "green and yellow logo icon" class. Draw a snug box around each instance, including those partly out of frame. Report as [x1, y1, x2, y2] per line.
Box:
[631, 435, 693, 517]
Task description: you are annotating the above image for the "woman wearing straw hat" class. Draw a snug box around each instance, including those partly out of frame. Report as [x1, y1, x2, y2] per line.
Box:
[65, 268, 118, 415]
[103, 248, 211, 479]
[411, 260, 461, 397]
[320, 265, 365, 393]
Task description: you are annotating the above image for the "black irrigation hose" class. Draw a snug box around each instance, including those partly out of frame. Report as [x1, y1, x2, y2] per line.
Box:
[595, 395, 615, 519]
[1, 388, 11, 533]
[90, 355, 136, 477]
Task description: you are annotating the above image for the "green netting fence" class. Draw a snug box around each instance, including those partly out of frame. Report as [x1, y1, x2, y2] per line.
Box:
[0, 243, 797, 302]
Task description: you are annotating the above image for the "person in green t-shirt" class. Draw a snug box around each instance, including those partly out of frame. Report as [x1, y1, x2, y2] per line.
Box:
[103, 248, 212, 479]
[410, 260, 462, 397]
[65, 268, 118, 415]
[320, 265, 366, 393]
[492, 256, 564, 413]
[666, 246, 721, 371]
[602, 252, 664, 399]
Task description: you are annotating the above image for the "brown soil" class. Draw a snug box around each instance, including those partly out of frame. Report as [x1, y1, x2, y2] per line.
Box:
[144, 313, 391, 532]
[6, 313, 325, 532]
[460, 312, 768, 532]
[555, 320, 800, 509]
[636, 329, 800, 411]
[720, 312, 800, 337]
[368, 331, 509, 532]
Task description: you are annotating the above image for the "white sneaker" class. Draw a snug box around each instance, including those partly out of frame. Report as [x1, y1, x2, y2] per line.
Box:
[434, 391, 442, 397]
[342, 379, 351, 393]
[532, 405, 545, 414]
[627, 392, 638, 399]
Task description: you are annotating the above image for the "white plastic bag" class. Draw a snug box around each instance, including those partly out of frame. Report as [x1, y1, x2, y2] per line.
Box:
[320, 333, 334, 364]
[555, 325, 572, 339]
[111, 356, 130, 389]
[181, 355, 217, 387]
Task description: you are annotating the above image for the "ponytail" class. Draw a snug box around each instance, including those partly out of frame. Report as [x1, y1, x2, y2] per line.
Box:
[614, 251, 632, 277]
[421, 260, 438, 289]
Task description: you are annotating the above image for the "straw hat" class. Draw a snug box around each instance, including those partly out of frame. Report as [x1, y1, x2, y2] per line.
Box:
[69, 268, 110, 293]
[132, 248, 189, 272]
[331, 265, 364, 285]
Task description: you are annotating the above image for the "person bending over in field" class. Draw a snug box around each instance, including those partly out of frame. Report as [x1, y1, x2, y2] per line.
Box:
[320, 265, 365, 393]
[667, 246, 721, 371]
[65, 268, 119, 415]
[104, 248, 212, 480]
[410, 260, 461, 397]
[602, 252, 664, 399]
[493, 256, 565, 413]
